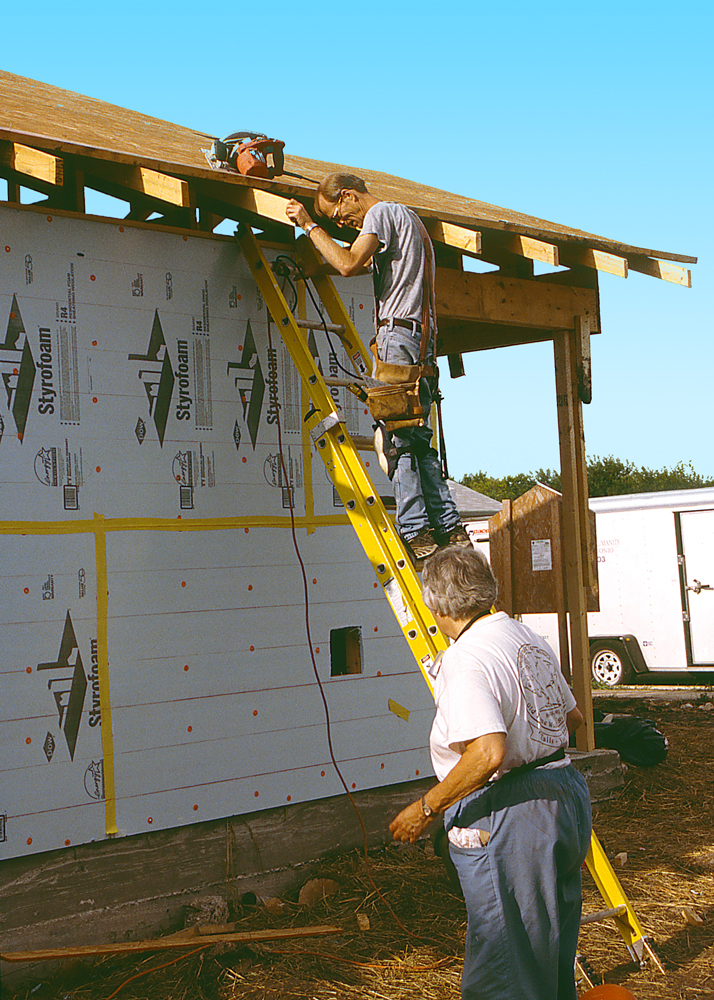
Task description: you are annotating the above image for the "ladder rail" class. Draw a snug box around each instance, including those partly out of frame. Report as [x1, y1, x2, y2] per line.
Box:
[237, 224, 653, 968]
[237, 225, 447, 688]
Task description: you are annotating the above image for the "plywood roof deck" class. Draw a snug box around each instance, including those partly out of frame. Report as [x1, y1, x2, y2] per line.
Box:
[0, 70, 696, 275]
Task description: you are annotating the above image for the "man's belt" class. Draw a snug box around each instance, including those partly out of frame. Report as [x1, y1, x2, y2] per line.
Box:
[378, 317, 421, 332]
[500, 746, 566, 782]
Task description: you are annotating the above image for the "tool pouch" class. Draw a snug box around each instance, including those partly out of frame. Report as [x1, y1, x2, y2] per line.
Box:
[366, 340, 434, 430]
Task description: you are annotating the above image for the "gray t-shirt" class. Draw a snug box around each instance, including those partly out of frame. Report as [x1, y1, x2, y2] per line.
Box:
[360, 202, 434, 323]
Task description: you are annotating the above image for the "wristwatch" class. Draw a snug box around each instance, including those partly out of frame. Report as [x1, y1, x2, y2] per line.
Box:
[304, 222, 319, 236]
[421, 796, 435, 818]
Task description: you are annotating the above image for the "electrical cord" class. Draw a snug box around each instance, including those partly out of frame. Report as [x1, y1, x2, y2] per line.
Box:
[271, 255, 360, 379]
[264, 316, 424, 943]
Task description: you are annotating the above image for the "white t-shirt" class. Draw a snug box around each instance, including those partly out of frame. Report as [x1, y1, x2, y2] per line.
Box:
[430, 612, 576, 782]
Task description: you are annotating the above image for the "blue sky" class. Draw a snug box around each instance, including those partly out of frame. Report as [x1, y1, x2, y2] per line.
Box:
[4, 0, 712, 479]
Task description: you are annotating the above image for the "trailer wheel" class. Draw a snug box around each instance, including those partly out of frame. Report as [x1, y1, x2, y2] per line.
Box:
[590, 641, 634, 687]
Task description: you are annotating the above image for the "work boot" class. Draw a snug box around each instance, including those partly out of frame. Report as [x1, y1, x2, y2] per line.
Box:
[373, 422, 399, 480]
[403, 528, 439, 564]
[437, 525, 472, 549]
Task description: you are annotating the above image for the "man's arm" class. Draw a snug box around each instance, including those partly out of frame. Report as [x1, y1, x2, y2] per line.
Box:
[567, 705, 584, 734]
[389, 732, 506, 844]
[285, 199, 378, 277]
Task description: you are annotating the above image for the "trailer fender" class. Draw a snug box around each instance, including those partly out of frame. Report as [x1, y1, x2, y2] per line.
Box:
[589, 635, 647, 687]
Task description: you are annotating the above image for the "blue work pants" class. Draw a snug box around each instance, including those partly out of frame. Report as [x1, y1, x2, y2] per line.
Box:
[375, 322, 459, 540]
[446, 764, 592, 1000]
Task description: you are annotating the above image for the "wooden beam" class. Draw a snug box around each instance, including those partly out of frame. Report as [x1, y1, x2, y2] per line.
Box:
[207, 184, 485, 261]
[558, 245, 628, 279]
[60, 155, 85, 213]
[553, 327, 594, 751]
[627, 254, 691, 287]
[198, 208, 223, 232]
[423, 219, 481, 257]
[0, 128, 696, 266]
[435, 268, 600, 332]
[482, 231, 559, 267]
[437, 321, 556, 355]
[86, 162, 190, 207]
[574, 313, 592, 405]
[496, 257, 534, 280]
[211, 183, 291, 224]
[0, 140, 62, 185]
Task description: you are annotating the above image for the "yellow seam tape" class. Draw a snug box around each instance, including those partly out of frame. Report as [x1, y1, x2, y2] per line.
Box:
[0, 514, 351, 535]
[93, 514, 118, 836]
[388, 698, 410, 722]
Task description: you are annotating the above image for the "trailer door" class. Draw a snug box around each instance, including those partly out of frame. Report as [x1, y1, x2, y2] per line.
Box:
[677, 510, 714, 665]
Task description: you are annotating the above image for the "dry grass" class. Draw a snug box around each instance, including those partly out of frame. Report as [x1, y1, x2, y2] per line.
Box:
[6, 696, 714, 1000]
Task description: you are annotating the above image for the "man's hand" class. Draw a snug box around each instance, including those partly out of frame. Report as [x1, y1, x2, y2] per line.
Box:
[389, 800, 434, 844]
[286, 199, 313, 230]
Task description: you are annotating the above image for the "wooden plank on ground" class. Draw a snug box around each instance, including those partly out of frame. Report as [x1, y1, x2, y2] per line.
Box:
[0, 924, 343, 963]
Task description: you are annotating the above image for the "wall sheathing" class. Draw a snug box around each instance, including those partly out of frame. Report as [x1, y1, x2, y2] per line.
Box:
[0, 206, 435, 862]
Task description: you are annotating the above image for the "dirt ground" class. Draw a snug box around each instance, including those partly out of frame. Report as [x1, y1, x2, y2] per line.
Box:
[4, 693, 714, 1000]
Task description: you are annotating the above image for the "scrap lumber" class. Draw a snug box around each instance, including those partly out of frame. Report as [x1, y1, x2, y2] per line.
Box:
[0, 924, 343, 963]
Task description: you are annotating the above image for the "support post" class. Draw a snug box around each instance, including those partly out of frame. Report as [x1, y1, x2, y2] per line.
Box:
[553, 325, 594, 750]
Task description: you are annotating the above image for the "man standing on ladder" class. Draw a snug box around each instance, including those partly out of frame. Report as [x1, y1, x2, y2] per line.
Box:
[286, 174, 469, 563]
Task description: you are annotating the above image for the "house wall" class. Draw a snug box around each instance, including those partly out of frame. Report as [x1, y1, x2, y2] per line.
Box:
[0, 205, 436, 865]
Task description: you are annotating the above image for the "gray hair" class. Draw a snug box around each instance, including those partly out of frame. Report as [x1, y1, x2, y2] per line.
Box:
[421, 545, 498, 621]
[315, 172, 369, 213]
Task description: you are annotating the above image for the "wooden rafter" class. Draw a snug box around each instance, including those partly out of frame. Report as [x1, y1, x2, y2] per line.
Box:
[0, 140, 62, 185]
[481, 230, 560, 267]
[558, 245, 628, 279]
[0, 130, 695, 288]
[422, 219, 482, 257]
[627, 254, 691, 288]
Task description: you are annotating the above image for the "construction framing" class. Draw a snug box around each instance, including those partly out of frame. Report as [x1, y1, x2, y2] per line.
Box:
[0, 70, 697, 750]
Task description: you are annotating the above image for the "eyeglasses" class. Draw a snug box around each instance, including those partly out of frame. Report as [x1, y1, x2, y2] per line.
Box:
[331, 191, 345, 221]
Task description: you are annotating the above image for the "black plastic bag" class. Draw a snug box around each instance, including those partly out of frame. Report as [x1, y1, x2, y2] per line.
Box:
[594, 712, 669, 767]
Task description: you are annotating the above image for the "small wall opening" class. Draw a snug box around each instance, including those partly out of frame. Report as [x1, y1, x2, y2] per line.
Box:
[330, 626, 363, 676]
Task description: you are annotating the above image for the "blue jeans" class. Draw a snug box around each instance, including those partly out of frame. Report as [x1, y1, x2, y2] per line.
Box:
[445, 765, 592, 1000]
[375, 322, 460, 541]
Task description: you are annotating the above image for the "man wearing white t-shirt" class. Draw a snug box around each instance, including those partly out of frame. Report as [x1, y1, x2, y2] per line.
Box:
[389, 545, 592, 1000]
[285, 175, 466, 563]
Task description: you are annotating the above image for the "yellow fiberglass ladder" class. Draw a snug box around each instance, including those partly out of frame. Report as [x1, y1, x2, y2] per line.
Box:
[236, 224, 663, 973]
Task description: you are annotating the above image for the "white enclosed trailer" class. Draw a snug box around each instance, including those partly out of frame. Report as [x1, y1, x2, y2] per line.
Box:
[522, 488, 714, 685]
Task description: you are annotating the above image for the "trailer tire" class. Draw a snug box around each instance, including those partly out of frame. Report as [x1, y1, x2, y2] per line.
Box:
[590, 641, 634, 687]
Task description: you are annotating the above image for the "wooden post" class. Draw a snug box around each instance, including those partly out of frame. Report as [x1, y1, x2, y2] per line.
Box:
[551, 500, 572, 684]
[500, 499, 514, 615]
[60, 156, 85, 213]
[553, 325, 594, 750]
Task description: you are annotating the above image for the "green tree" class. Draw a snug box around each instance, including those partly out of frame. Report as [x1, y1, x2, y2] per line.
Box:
[460, 456, 714, 501]
[460, 470, 537, 501]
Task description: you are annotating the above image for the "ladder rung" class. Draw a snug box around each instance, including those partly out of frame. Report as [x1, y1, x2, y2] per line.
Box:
[351, 434, 375, 452]
[324, 377, 360, 388]
[295, 318, 346, 334]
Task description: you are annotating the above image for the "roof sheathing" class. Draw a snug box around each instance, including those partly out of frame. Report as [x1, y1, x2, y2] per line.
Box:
[0, 70, 695, 266]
